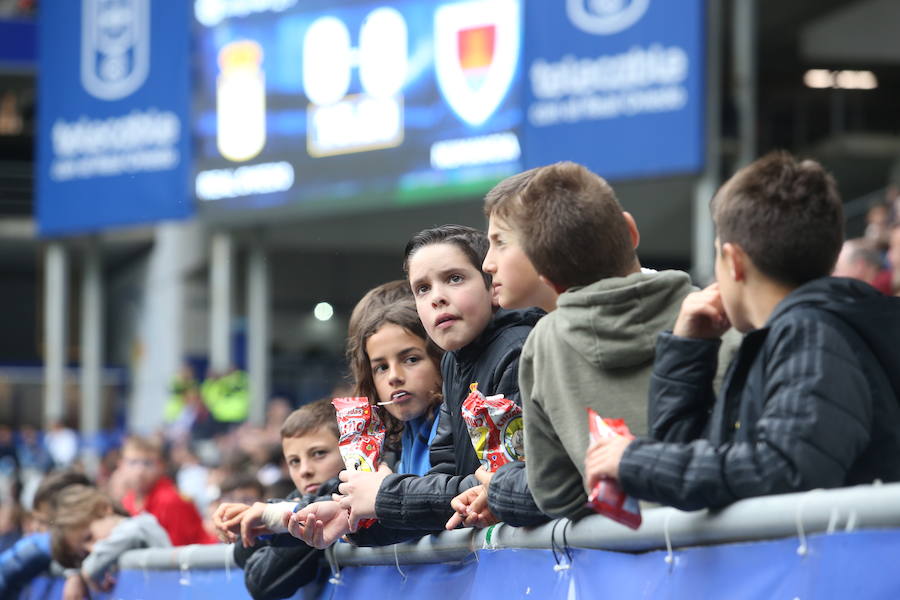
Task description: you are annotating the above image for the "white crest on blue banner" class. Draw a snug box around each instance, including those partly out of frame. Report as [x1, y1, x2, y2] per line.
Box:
[566, 0, 650, 35]
[434, 0, 520, 128]
[81, 0, 150, 101]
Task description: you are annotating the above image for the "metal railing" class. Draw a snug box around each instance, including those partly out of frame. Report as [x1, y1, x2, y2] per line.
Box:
[118, 481, 900, 570]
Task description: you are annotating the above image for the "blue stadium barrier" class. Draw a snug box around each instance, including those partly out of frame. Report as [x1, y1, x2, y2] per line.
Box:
[20, 483, 900, 599]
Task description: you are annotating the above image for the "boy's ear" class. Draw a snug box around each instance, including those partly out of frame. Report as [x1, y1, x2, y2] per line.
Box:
[622, 211, 640, 249]
[538, 274, 566, 295]
[722, 242, 746, 282]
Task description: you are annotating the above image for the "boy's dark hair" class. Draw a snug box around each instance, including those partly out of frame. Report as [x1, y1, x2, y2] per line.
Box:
[487, 162, 635, 289]
[280, 398, 339, 440]
[33, 470, 92, 513]
[219, 473, 264, 498]
[350, 299, 444, 448]
[402, 225, 491, 288]
[712, 151, 843, 286]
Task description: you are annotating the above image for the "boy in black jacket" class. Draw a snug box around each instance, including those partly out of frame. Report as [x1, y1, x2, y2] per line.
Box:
[585, 151, 900, 510]
[290, 225, 541, 546]
[213, 399, 344, 600]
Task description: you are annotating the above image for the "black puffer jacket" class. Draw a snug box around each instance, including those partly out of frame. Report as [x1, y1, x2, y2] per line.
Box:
[233, 479, 340, 600]
[619, 277, 900, 511]
[351, 308, 543, 545]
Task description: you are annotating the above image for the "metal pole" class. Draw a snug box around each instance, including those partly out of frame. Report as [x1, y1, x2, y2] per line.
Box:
[80, 238, 103, 474]
[692, 0, 722, 284]
[209, 232, 233, 373]
[247, 235, 269, 426]
[43, 242, 68, 427]
[733, 0, 757, 167]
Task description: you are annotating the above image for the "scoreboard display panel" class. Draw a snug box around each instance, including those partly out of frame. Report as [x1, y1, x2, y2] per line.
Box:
[192, 0, 524, 218]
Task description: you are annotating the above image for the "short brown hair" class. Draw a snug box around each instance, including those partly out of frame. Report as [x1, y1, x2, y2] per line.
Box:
[122, 434, 163, 458]
[712, 151, 843, 286]
[33, 470, 92, 514]
[487, 162, 635, 289]
[280, 398, 339, 440]
[50, 485, 127, 567]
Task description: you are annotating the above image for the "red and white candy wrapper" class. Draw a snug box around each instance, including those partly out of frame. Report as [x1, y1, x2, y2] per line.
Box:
[331, 397, 386, 530]
[331, 397, 385, 473]
[461, 382, 524, 472]
[585, 408, 642, 529]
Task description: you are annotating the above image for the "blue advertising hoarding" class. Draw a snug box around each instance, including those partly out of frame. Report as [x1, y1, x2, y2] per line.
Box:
[37, 0, 193, 237]
[523, 0, 705, 181]
[191, 0, 523, 218]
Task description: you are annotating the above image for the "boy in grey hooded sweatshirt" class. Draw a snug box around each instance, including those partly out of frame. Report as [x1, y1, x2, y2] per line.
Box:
[480, 162, 736, 522]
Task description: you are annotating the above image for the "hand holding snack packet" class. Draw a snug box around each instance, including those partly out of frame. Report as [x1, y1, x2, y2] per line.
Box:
[331, 397, 386, 530]
[461, 382, 524, 472]
[584, 408, 642, 529]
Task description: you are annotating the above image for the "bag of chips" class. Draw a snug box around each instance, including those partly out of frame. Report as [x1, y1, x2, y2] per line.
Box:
[331, 397, 386, 530]
[585, 408, 642, 529]
[461, 383, 524, 472]
[331, 397, 385, 473]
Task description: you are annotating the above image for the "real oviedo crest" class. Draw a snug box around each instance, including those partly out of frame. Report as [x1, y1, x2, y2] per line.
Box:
[81, 0, 150, 101]
[434, 0, 520, 128]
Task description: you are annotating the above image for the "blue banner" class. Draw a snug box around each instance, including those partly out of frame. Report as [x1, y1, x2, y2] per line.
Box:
[21, 530, 900, 599]
[36, 0, 193, 237]
[522, 0, 705, 181]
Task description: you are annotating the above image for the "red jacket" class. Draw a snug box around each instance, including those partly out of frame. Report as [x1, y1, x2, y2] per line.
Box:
[122, 477, 216, 546]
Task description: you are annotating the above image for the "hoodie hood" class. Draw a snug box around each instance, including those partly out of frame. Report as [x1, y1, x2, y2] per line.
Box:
[553, 270, 694, 369]
[769, 276, 886, 323]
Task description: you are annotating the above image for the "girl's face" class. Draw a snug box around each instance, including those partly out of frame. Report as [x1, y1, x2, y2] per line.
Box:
[366, 323, 442, 422]
[408, 243, 494, 351]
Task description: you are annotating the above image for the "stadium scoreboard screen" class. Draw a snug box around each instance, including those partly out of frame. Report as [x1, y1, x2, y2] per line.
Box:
[192, 0, 524, 218]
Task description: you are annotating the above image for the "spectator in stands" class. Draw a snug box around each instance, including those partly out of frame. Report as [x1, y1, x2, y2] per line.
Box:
[52, 485, 170, 600]
[833, 237, 892, 294]
[0, 470, 91, 598]
[864, 201, 891, 253]
[585, 151, 900, 510]
[888, 223, 900, 295]
[119, 435, 215, 545]
[212, 399, 344, 600]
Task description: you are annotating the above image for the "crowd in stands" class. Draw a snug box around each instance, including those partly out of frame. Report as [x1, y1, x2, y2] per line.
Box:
[2, 152, 899, 600]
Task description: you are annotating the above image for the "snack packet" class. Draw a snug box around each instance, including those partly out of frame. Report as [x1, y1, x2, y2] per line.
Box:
[331, 397, 386, 530]
[331, 397, 385, 473]
[461, 383, 524, 472]
[585, 408, 642, 529]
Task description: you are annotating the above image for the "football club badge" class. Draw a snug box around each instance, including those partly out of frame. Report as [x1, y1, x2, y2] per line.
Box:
[566, 0, 651, 35]
[434, 0, 520, 127]
[81, 0, 150, 101]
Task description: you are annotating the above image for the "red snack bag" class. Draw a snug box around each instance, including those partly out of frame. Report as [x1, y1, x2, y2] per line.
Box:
[461, 383, 524, 472]
[331, 397, 385, 473]
[331, 397, 386, 530]
[585, 408, 642, 529]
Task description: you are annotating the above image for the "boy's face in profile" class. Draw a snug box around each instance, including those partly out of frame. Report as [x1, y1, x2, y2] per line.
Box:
[483, 215, 556, 310]
[408, 243, 494, 351]
[120, 447, 163, 495]
[63, 514, 118, 560]
[282, 428, 344, 496]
